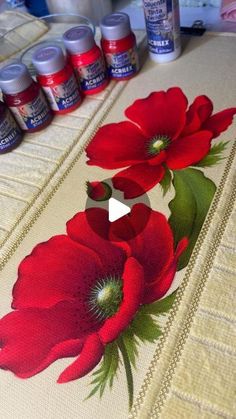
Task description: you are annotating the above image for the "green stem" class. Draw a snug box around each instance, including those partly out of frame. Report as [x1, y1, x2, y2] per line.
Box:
[118, 337, 134, 410]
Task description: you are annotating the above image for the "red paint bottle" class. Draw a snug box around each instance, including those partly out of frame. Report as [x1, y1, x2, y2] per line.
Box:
[100, 12, 139, 81]
[0, 63, 52, 133]
[32, 45, 82, 114]
[63, 26, 109, 95]
[0, 101, 23, 154]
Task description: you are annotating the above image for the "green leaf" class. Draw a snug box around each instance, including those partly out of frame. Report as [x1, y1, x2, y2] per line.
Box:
[169, 168, 216, 270]
[86, 341, 120, 400]
[86, 383, 101, 399]
[131, 312, 162, 343]
[121, 328, 139, 368]
[140, 290, 177, 316]
[99, 381, 106, 398]
[195, 141, 229, 168]
[159, 167, 172, 196]
[117, 337, 134, 410]
[120, 295, 171, 368]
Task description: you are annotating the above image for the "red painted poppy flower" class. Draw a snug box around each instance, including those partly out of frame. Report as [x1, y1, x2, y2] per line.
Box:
[0, 204, 187, 383]
[86, 88, 236, 198]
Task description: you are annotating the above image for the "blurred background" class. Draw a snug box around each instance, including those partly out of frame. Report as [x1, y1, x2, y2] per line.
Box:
[0, 0, 235, 32]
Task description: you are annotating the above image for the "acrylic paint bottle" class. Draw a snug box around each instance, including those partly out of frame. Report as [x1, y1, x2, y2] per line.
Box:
[32, 45, 82, 114]
[0, 101, 23, 153]
[100, 12, 139, 80]
[63, 26, 108, 95]
[142, 0, 181, 63]
[0, 63, 52, 132]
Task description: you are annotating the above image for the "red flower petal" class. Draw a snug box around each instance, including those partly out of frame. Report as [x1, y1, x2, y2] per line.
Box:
[202, 108, 236, 138]
[110, 204, 174, 285]
[86, 122, 148, 169]
[12, 235, 103, 310]
[182, 95, 213, 136]
[166, 130, 212, 170]
[0, 302, 83, 378]
[148, 150, 166, 166]
[57, 333, 104, 383]
[30, 339, 84, 378]
[67, 208, 127, 274]
[143, 237, 188, 304]
[125, 87, 188, 139]
[99, 257, 144, 344]
[113, 163, 165, 198]
[128, 204, 175, 283]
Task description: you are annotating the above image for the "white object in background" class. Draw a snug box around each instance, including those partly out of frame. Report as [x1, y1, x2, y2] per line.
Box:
[45, 0, 112, 24]
[142, 0, 181, 63]
[108, 198, 131, 222]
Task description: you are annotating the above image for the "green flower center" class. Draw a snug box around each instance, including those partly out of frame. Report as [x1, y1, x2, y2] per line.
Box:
[148, 135, 170, 156]
[88, 277, 123, 320]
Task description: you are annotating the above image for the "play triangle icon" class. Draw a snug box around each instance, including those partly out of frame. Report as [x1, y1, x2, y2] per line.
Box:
[108, 197, 131, 222]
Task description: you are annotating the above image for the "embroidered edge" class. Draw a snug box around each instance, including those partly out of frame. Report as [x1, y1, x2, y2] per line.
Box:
[130, 140, 236, 418]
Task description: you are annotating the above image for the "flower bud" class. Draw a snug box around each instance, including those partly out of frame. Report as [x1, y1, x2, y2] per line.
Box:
[86, 181, 112, 201]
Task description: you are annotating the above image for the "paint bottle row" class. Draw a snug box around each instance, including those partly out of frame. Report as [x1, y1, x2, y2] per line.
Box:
[0, 12, 140, 154]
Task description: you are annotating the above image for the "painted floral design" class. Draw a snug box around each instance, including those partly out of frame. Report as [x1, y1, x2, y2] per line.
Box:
[0, 204, 187, 405]
[86, 87, 236, 198]
[1, 86, 235, 410]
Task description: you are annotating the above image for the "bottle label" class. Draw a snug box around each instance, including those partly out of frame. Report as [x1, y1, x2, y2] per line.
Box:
[9, 91, 51, 130]
[77, 57, 107, 92]
[143, 0, 180, 55]
[105, 47, 139, 79]
[0, 110, 22, 152]
[43, 75, 81, 111]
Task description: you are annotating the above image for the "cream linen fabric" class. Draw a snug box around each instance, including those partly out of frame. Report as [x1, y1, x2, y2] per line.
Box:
[0, 11, 48, 62]
[0, 32, 236, 418]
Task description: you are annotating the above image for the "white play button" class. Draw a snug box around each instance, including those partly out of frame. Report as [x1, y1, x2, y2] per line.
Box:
[108, 197, 131, 222]
[85, 176, 151, 240]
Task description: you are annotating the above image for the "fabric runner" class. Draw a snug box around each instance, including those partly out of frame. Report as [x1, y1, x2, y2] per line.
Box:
[0, 32, 236, 419]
